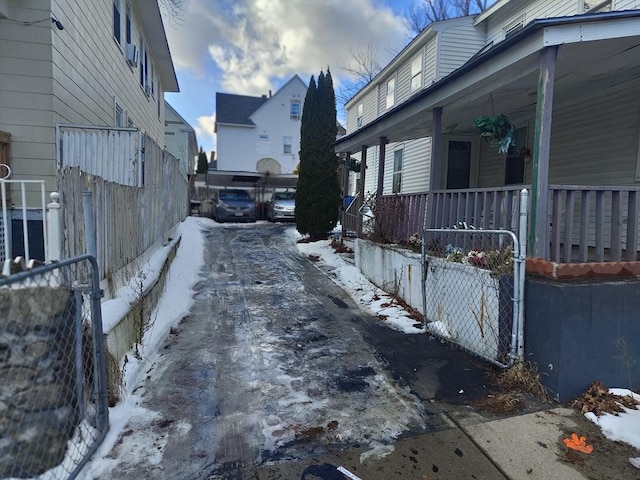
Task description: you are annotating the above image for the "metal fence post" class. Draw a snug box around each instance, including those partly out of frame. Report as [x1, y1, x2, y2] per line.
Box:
[47, 192, 62, 262]
[516, 189, 529, 361]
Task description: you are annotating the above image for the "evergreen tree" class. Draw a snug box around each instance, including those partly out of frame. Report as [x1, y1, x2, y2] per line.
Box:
[296, 71, 341, 239]
[196, 147, 208, 174]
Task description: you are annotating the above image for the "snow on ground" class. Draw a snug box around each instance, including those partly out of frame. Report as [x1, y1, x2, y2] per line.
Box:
[78, 218, 639, 475]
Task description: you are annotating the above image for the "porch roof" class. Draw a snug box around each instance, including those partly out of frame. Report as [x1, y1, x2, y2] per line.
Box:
[334, 10, 640, 154]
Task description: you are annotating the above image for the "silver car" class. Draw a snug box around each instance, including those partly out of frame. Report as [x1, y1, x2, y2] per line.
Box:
[267, 191, 296, 222]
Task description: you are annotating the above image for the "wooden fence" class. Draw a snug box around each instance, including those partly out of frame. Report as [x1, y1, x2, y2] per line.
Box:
[58, 132, 188, 279]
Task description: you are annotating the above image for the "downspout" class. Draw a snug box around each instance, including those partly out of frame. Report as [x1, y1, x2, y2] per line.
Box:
[529, 46, 557, 259]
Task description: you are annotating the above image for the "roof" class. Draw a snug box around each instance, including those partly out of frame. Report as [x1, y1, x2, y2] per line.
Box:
[215, 93, 269, 127]
[136, 0, 179, 92]
[335, 9, 640, 152]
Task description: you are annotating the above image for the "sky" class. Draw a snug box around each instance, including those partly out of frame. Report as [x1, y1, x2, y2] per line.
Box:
[62, 216, 637, 478]
[162, 0, 417, 157]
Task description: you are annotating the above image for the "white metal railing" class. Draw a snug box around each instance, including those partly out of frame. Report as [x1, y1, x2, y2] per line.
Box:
[0, 164, 49, 275]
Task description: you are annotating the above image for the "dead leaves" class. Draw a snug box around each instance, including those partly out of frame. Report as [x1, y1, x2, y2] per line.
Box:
[571, 381, 640, 416]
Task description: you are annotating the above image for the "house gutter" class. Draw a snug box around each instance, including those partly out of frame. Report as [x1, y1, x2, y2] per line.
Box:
[334, 10, 640, 152]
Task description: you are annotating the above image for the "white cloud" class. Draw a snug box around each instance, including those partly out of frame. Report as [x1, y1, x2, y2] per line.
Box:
[165, 0, 408, 96]
[194, 112, 216, 153]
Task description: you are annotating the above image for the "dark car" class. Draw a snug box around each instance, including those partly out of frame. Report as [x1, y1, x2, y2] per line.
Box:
[267, 191, 296, 222]
[212, 189, 256, 223]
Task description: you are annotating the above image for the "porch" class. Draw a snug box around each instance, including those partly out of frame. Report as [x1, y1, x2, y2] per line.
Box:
[343, 184, 640, 264]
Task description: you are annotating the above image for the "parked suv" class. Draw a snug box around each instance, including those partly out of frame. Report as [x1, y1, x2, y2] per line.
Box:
[212, 189, 256, 223]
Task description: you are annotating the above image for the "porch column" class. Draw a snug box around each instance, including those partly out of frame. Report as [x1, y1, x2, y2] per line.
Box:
[427, 107, 443, 229]
[376, 137, 387, 198]
[341, 152, 351, 233]
[357, 146, 368, 236]
[429, 107, 443, 191]
[530, 46, 558, 259]
[342, 152, 351, 203]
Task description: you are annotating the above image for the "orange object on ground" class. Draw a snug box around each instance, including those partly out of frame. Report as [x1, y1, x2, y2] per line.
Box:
[563, 432, 594, 454]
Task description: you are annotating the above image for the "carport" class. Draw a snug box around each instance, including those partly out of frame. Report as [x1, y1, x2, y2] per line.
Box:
[191, 170, 298, 219]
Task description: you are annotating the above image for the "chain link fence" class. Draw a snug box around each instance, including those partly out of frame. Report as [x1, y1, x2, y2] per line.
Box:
[421, 228, 525, 368]
[0, 255, 109, 479]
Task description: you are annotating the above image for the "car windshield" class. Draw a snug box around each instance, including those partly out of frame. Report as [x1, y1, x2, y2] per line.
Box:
[273, 192, 295, 201]
[220, 191, 251, 201]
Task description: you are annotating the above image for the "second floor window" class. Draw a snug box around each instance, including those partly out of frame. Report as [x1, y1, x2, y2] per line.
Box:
[125, 3, 131, 44]
[357, 103, 363, 128]
[411, 55, 422, 92]
[115, 103, 124, 127]
[283, 136, 292, 154]
[386, 77, 396, 110]
[290, 100, 301, 119]
[392, 149, 403, 193]
[113, 0, 121, 44]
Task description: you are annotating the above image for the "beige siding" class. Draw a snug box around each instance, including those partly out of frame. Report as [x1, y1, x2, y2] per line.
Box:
[485, 0, 578, 46]
[0, 0, 170, 205]
[436, 24, 487, 80]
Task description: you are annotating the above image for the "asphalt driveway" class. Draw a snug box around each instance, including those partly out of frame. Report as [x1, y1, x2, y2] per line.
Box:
[95, 223, 504, 479]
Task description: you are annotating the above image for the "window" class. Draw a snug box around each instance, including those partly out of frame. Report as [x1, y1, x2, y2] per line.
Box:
[392, 149, 403, 193]
[115, 103, 124, 127]
[125, 3, 131, 44]
[356, 103, 363, 128]
[139, 37, 145, 87]
[139, 37, 150, 95]
[386, 77, 396, 110]
[411, 55, 422, 92]
[113, 0, 121, 44]
[127, 117, 134, 128]
[290, 100, 301, 119]
[283, 136, 292, 154]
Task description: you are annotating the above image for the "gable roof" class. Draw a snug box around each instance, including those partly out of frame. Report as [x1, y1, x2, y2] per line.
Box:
[248, 74, 308, 119]
[216, 93, 268, 126]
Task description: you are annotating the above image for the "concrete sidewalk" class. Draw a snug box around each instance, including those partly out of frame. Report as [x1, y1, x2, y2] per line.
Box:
[245, 408, 589, 480]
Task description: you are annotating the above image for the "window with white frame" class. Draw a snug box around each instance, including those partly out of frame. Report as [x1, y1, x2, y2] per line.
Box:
[392, 148, 403, 193]
[357, 103, 363, 128]
[411, 55, 422, 92]
[283, 136, 292, 154]
[386, 77, 396, 110]
[113, 0, 121, 44]
[290, 100, 301, 119]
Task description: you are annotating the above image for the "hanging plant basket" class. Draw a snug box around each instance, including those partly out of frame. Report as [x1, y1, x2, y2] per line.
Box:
[346, 157, 361, 172]
[473, 114, 516, 155]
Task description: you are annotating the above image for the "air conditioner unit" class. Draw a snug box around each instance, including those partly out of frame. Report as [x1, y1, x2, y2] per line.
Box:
[126, 43, 139, 67]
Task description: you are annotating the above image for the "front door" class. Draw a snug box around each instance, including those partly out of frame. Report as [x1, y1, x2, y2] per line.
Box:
[443, 136, 478, 189]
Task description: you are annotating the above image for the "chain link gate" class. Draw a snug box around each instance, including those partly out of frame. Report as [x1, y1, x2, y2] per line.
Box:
[0, 255, 109, 479]
[420, 190, 528, 368]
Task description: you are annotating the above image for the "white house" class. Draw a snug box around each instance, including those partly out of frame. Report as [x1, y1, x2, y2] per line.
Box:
[164, 101, 198, 175]
[215, 75, 308, 174]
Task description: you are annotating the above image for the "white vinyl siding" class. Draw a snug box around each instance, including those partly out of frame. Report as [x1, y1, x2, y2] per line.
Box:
[423, 40, 437, 86]
[613, 0, 640, 10]
[436, 24, 487, 80]
[395, 61, 411, 105]
[485, 0, 578, 46]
